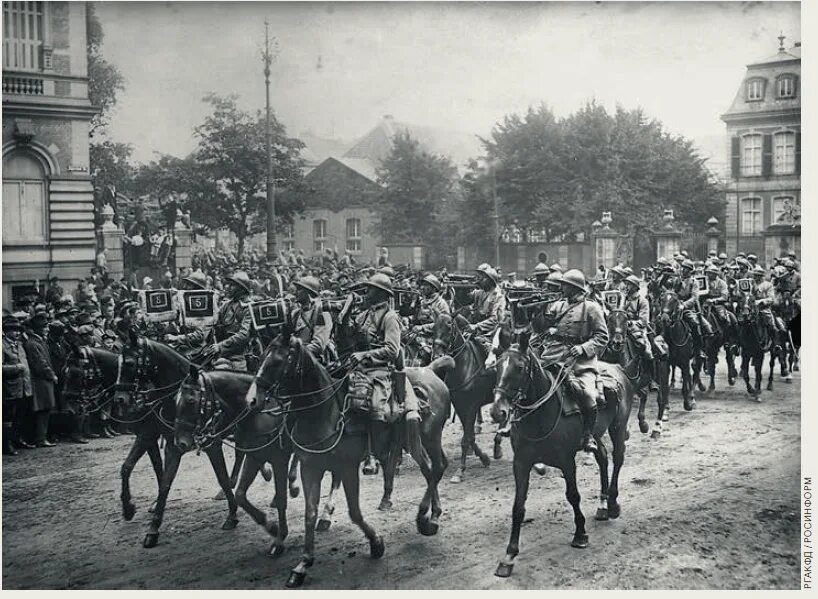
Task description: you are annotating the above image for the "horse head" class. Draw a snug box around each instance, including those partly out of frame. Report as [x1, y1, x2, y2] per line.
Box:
[174, 364, 202, 453]
[606, 309, 628, 353]
[113, 328, 144, 406]
[247, 331, 293, 411]
[432, 313, 457, 359]
[658, 291, 680, 328]
[490, 330, 531, 429]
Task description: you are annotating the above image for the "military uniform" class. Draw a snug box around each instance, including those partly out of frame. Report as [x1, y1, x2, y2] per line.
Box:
[291, 301, 333, 359]
[754, 275, 785, 334]
[212, 296, 252, 370]
[468, 284, 506, 349]
[622, 282, 652, 359]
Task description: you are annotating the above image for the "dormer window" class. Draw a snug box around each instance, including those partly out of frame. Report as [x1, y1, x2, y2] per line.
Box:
[746, 78, 765, 101]
[777, 75, 797, 98]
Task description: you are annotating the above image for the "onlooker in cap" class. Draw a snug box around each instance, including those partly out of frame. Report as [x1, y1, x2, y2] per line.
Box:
[23, 313, 58, 448]
[3, 315, 32, 454]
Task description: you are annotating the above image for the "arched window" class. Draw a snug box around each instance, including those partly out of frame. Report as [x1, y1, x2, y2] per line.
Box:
[2, 150, 47, 243]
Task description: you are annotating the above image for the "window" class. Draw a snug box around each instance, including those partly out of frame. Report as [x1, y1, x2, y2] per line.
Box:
[528, 228, 547, 243]
[741, 197, 762, 234]
[778, 75, 796, 98]
[773, 196, 796, 224]
[282, 223, 294, 251]
[746, 78, 765, 101]
[345, 218, 362, 253]
[2, 151, 47, 243]
[3, 2, 44, 71]
[773, 131, 796, 174]
[741, 134, 763, 176]
[313, 219, 327, 253]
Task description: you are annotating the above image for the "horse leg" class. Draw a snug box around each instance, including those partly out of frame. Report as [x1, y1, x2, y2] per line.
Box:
[425, 427, 447, 533]
[451, 406, 473, 484]
[565, 458, 588, 548]
[120, 436, 149, 521]
[670, 366, 676, 388]
[726, 344, 737, 386]
[288, 454, 300, 498]
[146, 441, 163, 514]
[379, 444, 400, 511]
[341, 462, 384, 558]
[216, 449, 245, 501]
[267, 453, 290, 557]
[412, 430, 440, 536]
[694, 355, 706, 393]
[204, 445, 239, 530]
[317, 470, 341, 532]
[234, 456, 271, 538]
[607, 432, 626, 520]
[472, 430, 491, 468]
[767, 349, 776, 391]
[493, 432, 503, 460]
[593, 441, 611, 521]
[636, 390, 649, 435]
[753, 353, 763, 398]
[682, 362, 695, 411]
[494, 456, 533, 577]
[285, 463, 324, 588]
[143, 443, 182, 548]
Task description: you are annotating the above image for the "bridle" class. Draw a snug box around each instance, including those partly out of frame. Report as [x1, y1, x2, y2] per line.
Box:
[63, 346, 111, 411]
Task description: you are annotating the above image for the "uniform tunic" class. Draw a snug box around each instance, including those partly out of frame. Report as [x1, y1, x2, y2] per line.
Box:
[213, 298, 252, 370]
[469, 286, 506, 336]
[24, 332, 57, 412]
[291, 301, 332, 358]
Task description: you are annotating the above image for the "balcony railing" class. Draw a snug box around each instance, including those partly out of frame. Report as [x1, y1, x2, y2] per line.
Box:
[3, 75, 44, 96]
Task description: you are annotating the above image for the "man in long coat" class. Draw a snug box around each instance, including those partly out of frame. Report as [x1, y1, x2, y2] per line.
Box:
[24, 313, 58, 447]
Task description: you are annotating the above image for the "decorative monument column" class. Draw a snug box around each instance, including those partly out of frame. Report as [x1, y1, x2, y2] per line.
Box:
[705, 216, 720, 256]
[653, 209, 682, 261]
[763, 198, 801, 266]
[174, 211, 193, 272]
[98, 203, 124, 281]
[591, 212, 618, 269]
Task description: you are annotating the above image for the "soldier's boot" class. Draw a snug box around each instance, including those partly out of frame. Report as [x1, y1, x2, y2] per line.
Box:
[579, 397, 598, 453]
[362, 431, 379, 476]
[3, 423, 18, 456]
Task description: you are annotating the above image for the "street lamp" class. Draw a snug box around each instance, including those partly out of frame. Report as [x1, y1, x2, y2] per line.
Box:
[486, 157, 502, 267]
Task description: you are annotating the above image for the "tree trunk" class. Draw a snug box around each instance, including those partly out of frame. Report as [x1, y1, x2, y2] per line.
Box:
[236, 229, 246, 259]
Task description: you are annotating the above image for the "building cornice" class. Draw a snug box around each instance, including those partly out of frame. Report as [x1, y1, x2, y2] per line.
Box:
[721, 109, 800, 124]
[2, 98, 97, 120]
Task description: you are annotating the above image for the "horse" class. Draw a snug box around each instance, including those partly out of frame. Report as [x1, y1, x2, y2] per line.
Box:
[700, 298, 739, 390]
[600, 309, 666, 438]
[654, 291, 699, 411]
[113, 330, 245, 548]
[775, 290, 800, 377]
[62, 344, 167, 516]
[248, 334, 451, 588]
[736, 294, 777, 398]
[431, 312, 501, 483]
[489, 330, 634, 578]
[173, 363, 323, 557]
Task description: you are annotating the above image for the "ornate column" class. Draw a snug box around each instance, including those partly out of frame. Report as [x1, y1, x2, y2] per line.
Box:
[591, 212, 619, 269]
[98, 203, 124, 280]
[653, 209, 681, 261]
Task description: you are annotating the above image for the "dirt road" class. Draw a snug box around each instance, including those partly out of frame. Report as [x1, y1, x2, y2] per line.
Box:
[2, 361, 800, 590]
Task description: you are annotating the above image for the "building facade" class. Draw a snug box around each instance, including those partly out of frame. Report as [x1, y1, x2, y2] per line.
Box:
[2, 1, 97, 309]
[722, 38, 800, 262]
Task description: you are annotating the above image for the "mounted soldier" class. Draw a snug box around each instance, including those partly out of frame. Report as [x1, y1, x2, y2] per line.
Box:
[165, 270, 215, 358]
[408, 274, 450, 364]
[539, 269, 609, 453]
[291, 276, 333, 361]
[621, 275, 653, 362]
[701, 263, 735, 337]
[464, 264, 507, 355]
[752, 265, 786, 340]
[200, 270, 253, 371]
[673, 259, 712, 359]
[531, 262, 550, 288]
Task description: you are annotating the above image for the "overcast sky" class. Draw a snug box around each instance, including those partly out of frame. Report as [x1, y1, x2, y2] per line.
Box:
[97, 1, 800, 164]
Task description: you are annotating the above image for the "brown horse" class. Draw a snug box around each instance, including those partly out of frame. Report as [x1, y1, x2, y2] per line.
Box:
[655, 291, 698, 412]
[431, 312, 501, 483]
[489, 330, 634, 578]
[736, 293, 780, 398]
[248, 334, 451, 588]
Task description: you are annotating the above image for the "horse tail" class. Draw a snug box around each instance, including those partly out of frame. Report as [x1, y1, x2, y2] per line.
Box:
[428, 355, 455, 381]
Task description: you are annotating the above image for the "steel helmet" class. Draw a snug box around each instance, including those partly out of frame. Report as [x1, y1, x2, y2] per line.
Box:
[624, 275, 641, 288]
[718, 252, 728, 261]
[532, 262, 549, 276]
[561, 269, 587, 292]
[752, 265, 765, 276]
[549, 263, 563, 273]
[680, 250, 689, 258]
[609, 265, 627, 278]
[365, 273, 394, 296]
[476, 266, 500, 284]
[783, 258, 795, 269]
[708, 250, 717, 257]
[622, 266, 634, 276]
[421, 274, 442, 292]
[747, 253, 758, 263]
[226, 271, 253, 293]
[378, 265, 395, 278]
[704, 264, 720, 275]
[475, 263, 492, 274]
[182, 271, 208, 289]
[294, 276, 321, 297]
[681, 260, 695, 270]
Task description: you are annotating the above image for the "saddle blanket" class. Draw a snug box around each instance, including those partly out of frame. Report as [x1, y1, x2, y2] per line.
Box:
[347, 368, 430, 424]
[558, 362, 623, 417]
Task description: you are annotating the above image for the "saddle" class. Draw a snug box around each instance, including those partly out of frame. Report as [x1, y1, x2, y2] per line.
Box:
[542, 364, 618, 417]
[346, 369, 430, 424]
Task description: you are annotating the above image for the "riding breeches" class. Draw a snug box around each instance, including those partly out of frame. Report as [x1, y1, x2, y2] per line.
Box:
[565, 366, 599, 413]
[759, 309, 785, 333]
[683, 310, 710, 337]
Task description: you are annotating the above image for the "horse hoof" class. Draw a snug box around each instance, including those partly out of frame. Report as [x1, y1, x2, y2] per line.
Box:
[493, 445, 503, 460]
[474, 424, 482, 434]
[285, 571, 306, 588]
[595, 508, 609, 521]
[370, 535, 385, 559]
[222, 515, 239, 530]
[661, 414, 669, 422]
[608, 503, 621, 519]
[417, 515, 437, 536]
[143, 532, 159, 549]
[289, 486, 300, 498]
[378, 499, 393, 511]
[533, 463, 547, 476]
[571, 534, 589, 549]
[639, 420, 649, 434]
[794, 364, 800, 372]
[650, 430, 661, 440]
[479, 454, 491, 468]
[214, 489, 226, 501]
[316, 518, 332, 532]
[122, 503, 136, 521]
[684, 400, 695, 412]
[767, 383, 774, 391]
[450, 473, 462, 484]
[785, 377, 793, 384]
[495, 562, 514, 578]
[728, 378, 736, 386]
[268, 543, 285, 558]
[261, 463, 273, 482]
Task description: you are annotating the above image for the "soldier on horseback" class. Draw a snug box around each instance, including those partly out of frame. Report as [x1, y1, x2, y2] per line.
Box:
[200, 271, 253, 371]
[539, 269, 609, 453]
[752, 266, 786, 341]
[291, 276, 333, 361]
[673, 259, 712, 359]
[464, 264, 507, 356]
[701, 263, 735, 337]
[165, 270, 213, 357]
[622, 275, 653, 362]
[409, 274, 451, 363]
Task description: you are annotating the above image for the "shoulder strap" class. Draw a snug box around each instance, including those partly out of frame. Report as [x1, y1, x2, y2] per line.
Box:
[552, 300, 584, 325]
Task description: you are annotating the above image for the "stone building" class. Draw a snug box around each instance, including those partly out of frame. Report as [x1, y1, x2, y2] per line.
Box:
[2, 1, 96, 308]
[722, 36, 800, 262]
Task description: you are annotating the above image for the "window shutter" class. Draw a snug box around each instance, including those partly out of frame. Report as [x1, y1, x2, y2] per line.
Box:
[731, 137, 741, 178]
[795, 131, 801, 176]
[762, 134, 773, 178]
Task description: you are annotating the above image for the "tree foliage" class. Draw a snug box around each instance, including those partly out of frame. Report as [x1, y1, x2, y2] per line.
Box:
[375, 132, 459, 250]
[187, 94, 306, 256]
[87, 3, 125, 136]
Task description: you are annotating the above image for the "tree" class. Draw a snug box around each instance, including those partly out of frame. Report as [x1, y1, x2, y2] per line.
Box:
[87, 3, 125, 136]
[89, 140, 134, 226]
[188, 94, 305, 257]
[375, 132, 459, 252]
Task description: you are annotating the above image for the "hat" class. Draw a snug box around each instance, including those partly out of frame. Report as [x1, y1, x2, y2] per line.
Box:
[561, 269, 587, 292]
[609, 266, 627, 278]
[75, 312, 93, 326]
[704, 264, 720, 275]
[182, 271, 208, 289]
[377, 266, 396, 278]
[532, 262, 549, 276]
[76, 324, 95, 335]
[718, 252, 728, 260]
[226, 271, 253, 293]
[747, 253, 758, 262]
[364, 273, 394, 296]
[549, 263, 563, 274]
[294, 276, 321, 297]
[28, 313, 48, 329]
[476, 266, 500, 284]
[681, 260, 695, 270]
[680, 250, 689, 258]
[735, 257, 751, 269]
[49, 320, 66, 331]
[752, 265, 766, 275]
[103, 329, 117, 340]
[421, 274, 442, 292]
[3, 315, 21, 331]
[624, 275, 641, 288]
